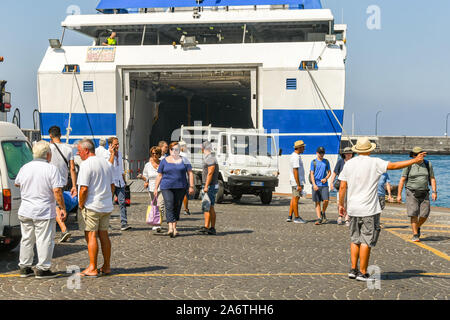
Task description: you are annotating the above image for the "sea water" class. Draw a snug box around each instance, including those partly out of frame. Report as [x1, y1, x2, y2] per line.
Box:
[330, 154, 450, 208]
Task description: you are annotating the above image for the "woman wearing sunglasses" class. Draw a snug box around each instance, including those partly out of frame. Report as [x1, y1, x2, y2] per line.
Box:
[154, 142, 195, 237]
[138, 146, 165, 232]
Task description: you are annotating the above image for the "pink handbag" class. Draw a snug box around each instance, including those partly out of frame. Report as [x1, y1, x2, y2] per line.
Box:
[146, 198, 161, 226]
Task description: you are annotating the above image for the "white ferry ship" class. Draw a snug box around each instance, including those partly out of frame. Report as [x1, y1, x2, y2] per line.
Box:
[37, 0, 347, 193]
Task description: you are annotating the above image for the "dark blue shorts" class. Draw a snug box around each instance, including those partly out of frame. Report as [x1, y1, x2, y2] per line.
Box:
[312, 186, 330, 202]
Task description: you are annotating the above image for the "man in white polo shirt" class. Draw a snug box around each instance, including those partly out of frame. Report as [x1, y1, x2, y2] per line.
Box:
[15, 140, 66, 279]
[338, 137, 425, 282]
[77, 139, 114, 277]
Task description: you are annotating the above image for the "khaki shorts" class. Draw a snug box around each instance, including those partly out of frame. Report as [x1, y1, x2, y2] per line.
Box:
[349, 213, 381, 248]
[78, 208, 111, 232]
[291, 186, 303, 197]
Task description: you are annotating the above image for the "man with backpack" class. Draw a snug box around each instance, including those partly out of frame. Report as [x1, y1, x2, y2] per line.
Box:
[310, 147, 331, 225]
[48, 126, 78, 242]
[397, 147, 437, 242]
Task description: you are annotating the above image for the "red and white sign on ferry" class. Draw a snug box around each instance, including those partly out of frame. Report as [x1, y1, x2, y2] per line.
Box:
[86, 47, 116, 62]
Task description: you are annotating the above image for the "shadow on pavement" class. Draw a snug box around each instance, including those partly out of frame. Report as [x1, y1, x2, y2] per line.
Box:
[110, 265, 168, 274]
[420, 235, 450, 242]
[52, 244, 87, 258]
[381, 269, 450, 281]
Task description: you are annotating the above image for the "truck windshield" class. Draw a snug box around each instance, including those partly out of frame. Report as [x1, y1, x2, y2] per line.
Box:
[1, 141, 33, 179]
[230, 135, 276, 157]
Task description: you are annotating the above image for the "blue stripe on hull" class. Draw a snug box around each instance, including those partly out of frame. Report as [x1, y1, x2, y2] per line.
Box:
[40, 113, 116, 137]
[263, 109, 344, 134]
[277, 135, 341, 155]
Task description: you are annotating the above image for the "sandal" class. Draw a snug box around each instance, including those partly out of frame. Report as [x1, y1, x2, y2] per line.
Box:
[98, 269, 111, 276]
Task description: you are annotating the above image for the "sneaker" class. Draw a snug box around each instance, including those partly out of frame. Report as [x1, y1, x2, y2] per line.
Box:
[315, 219, 323, 225]
[20, 267, 35, 278]
[121, 225, 131, 231]
[337, 217, 343, 225]
[345, 220, 350, 227]
[356, 272, 373, 282]
[418, 227, 421, 238]
[184, 210, 191, 215]
[35, 269, 59, 279]
[198, 227, 209, 234]
[152, 226, 162, 233]
[286, 216, 293, 222]
[59, 231, 71, 243]
[411, 234, 420, 242]
[321, 212, 328, 223]
[294, 217, 306, 224]
[207, 227, 217, 235]
[348, 268, 358, 279]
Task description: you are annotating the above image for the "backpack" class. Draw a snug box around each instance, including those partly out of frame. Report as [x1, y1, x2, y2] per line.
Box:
[309, 158, 330, 184]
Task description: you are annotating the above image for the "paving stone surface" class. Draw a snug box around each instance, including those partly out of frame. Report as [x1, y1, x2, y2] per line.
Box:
[0, 193, 449, 300]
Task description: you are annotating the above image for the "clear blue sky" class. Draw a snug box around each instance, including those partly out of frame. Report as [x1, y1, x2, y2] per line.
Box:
[0, 0, 449, 135]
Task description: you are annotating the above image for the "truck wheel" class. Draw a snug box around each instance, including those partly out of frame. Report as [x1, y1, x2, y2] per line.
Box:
[260, 190, 273, 205]
[0, 237, 21, 252]
[216, 180, 225, 204]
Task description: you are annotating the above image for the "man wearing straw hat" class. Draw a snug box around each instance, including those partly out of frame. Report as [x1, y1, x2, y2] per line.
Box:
[287, 140, 307, 223]
[338, 137, 425, 281]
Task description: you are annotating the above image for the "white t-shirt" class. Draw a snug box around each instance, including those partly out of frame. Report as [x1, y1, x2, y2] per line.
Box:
[143, 161, 160, 192]
[49, 143, 74, 185]
[77, 156, 114, 213]
[95, 146, 110, 161]
[289, 152, 305, 186]
[338, 155, 389, 217]
[15, 159, 64, 220]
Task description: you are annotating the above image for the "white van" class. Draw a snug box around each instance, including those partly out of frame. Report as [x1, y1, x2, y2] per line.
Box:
[180, 126, 279, 205]
[0, 122, 33, 251]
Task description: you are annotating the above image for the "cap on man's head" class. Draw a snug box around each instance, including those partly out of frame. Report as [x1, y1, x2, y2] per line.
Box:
[410, 146, 424, 157]
[412, 146, 423, 154]
[316, 146, 325, 154]
[294, 140, 305, 149]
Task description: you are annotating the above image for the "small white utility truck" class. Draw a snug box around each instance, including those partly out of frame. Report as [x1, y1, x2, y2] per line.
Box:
[180, 126, 279, 205]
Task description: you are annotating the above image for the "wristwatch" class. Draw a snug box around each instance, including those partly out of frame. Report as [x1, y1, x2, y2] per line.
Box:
[432, 191, 437, 194]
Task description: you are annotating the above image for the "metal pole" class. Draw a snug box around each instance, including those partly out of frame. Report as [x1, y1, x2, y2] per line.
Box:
[446, 113, 450, 137]
[242, 24, 247, 43]
[375, 110, 382, 136]
[352, 112, 354, 136]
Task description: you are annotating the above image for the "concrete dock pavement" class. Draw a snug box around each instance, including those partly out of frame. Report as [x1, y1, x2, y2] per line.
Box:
[0, 193, 448, 300]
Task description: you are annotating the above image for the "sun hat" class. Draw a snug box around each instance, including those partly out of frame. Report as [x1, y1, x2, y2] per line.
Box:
[294, 140, 306, 148]
[351, 137, 377, 153]
[409, 146, 424, 157]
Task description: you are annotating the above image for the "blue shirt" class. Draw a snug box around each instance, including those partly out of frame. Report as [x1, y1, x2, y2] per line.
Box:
[377, 173, 391, 196]
[310, 158, 331, 187]
[158, 158, 192, 190]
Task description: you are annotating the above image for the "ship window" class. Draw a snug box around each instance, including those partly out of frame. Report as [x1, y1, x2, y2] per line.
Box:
[62, 64, 80, 74]
[299, 61, 318, 70]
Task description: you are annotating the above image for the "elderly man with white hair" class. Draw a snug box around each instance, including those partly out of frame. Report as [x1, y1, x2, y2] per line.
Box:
[14, 140, 66, 279]
[77, 139, 114, 277]
[95, 138, 110, 161]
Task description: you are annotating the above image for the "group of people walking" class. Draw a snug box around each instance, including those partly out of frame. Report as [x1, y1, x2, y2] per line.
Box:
[138, 140, 219, 237]
[13, 124, 437, 282]
[288, 136, 437, 281]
